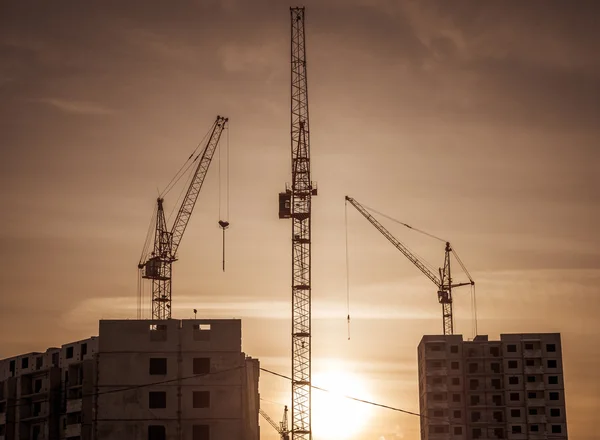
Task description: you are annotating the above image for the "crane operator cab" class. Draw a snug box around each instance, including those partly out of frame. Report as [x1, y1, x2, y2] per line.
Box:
[279, 191, 292, 219]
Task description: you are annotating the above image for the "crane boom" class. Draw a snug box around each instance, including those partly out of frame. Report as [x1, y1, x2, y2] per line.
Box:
[139, 115, 228, 320]
[345, 196, 473, 335]
[345, 196, 441, 286]
[260, 406, 290, 440]
[170, 116, 228, 257]
[260, 409, 280, 433]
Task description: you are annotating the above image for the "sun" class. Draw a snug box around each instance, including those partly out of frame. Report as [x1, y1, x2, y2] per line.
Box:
[312, 369, 373, 439]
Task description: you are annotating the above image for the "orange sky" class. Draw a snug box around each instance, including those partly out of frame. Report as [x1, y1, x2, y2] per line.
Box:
[1, 1, 599, 439]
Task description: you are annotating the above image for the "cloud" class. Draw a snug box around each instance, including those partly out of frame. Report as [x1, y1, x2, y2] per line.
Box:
[35, 98, 114, 115]
[219, 42, 284, 77]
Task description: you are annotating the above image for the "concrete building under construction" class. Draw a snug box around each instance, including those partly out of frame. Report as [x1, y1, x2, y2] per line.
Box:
[0, 319, 260, 440]
[418, 333, 567, 440]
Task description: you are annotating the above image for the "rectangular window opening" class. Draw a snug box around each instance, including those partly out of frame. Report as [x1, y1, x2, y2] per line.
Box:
[193, 391, 210, 408]
[149, 358, 167, 375]
[149, 391, 167, 409]
[193, 358, 211, 375]
[193, 424, 210, 440]
[148, 425, 166, 440]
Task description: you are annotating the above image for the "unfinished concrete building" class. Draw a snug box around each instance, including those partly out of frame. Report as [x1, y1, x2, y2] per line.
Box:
[0, 319, 259, 440]
[418, 333, 567, 440]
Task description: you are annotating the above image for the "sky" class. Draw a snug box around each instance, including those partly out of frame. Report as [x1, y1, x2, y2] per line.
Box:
[1, 0, 599, 438]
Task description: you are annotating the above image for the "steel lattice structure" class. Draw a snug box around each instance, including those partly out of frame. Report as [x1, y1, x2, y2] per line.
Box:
[139, 116, 228, 320]
[279, 7, 315, 440]
[345, 196, 473, 335]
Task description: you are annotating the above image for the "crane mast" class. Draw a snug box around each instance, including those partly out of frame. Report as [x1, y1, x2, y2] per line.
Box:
[345, 196, 472, 335]
[279, 7, 315, 440]
[139, 116, 228, 320]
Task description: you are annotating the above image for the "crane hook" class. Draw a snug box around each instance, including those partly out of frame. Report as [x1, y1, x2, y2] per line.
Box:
[218, 220, 230, 272]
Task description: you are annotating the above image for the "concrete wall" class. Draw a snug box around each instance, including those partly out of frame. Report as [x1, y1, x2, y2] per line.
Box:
[0, 320, 259, 440]
[95, 319, 258, 440]
[418, 333, 568, 440]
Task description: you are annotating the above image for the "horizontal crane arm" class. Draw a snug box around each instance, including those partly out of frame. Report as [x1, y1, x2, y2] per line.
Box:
[345, 196, 442, 287]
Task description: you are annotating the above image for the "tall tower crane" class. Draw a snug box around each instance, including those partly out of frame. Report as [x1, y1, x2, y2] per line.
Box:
[345, 196, 474, 335]
[278, 7, 316, 440]
[260, 406, 290, 440]
[138, 116, 228, 320]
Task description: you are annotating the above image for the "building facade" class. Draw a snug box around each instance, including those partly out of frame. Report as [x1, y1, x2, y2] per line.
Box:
[418, 333, 567, 440]
[0, 319, 259, 440]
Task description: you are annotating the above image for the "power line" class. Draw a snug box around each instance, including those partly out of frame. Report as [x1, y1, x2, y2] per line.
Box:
[259, 367, 568, 439]
[2, 364, 567, 439]
[1, 364, 246, 411]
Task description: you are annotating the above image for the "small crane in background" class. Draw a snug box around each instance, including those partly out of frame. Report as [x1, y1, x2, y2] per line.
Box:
[138, 116, 228, 320]
[345, 196, 475, 335]
[260, 406, 290, 440]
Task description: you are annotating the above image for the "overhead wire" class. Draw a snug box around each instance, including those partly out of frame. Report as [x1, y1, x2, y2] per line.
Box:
[260, 367, 568, 438]
[1, 364, 247, 412]
[2, 363, 566, 438]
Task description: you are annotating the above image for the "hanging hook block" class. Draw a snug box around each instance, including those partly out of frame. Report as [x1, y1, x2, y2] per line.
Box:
[218, 220, 230, 230]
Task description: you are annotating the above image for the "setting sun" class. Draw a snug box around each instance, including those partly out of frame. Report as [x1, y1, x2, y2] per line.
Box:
[312, 369, 374, 439]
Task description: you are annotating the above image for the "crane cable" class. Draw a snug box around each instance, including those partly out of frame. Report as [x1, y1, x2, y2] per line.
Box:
[217, 124, 230, 272]
[344, 199, 351, 340]
[137, 203, 158, 319]
[167, 155, 199, 225]
[451, 247, 478, 337]
[360, 202, 446, 243]
[161, 122, 214, 198]
[362, 203, 440, 275]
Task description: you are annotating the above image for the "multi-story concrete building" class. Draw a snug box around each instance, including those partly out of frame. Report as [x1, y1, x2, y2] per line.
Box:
[418, 333, 567, 440]
[0, 319, 260, 440]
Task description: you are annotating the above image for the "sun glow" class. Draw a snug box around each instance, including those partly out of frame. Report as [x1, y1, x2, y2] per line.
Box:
[312, 369, 374, 440]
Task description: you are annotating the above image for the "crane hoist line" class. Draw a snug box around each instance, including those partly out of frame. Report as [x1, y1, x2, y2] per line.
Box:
[138, 115, 228, 320]
[345, 195, 475, 336]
